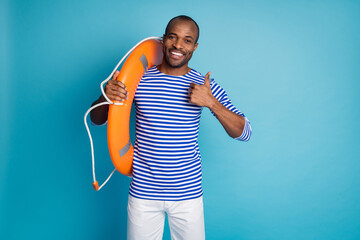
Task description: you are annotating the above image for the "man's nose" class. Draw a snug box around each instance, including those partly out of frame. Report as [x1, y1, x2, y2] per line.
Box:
[172, 39, 183, 49]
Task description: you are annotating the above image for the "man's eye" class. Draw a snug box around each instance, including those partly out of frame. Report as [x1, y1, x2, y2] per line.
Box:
[185, 39, 192, 44]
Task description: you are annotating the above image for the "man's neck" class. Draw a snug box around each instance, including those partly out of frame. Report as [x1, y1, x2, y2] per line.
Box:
[157, 63, 191, 76]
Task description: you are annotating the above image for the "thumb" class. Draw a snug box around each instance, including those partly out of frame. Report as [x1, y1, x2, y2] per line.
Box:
[112, 70, 120, 81]
[204, 72, 211, 86]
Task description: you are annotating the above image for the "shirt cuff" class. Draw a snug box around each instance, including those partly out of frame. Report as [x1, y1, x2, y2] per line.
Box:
[235, 117, 251, 142]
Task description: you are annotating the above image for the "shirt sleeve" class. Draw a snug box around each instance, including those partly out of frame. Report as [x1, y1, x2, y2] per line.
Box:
[210, 79, 252, 142]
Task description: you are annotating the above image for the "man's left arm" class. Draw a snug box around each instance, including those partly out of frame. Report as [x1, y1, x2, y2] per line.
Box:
[189, 72, 251, 141]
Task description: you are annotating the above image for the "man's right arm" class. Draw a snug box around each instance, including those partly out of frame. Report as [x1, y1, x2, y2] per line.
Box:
[90, 71, 128, 125]
[90, 95, 109, 125]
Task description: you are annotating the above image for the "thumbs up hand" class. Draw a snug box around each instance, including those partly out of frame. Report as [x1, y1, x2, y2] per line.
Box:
[189, 72, 216, 108]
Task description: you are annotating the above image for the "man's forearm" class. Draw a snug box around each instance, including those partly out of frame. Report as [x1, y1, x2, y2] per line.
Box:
[90, 95, 109, 125]
[208, 99, 245, 138]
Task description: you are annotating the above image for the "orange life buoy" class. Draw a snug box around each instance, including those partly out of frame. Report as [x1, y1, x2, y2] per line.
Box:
[107, 39, 163, 176]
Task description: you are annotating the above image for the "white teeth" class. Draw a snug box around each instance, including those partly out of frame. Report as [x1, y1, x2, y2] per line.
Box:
[171, 51, 183, 56]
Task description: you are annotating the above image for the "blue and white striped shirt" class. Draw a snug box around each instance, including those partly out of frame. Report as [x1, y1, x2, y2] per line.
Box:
[129, 66, 251, 201]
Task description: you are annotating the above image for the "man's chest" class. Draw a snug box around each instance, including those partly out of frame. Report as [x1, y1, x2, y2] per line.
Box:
[134, 78, 202, 117]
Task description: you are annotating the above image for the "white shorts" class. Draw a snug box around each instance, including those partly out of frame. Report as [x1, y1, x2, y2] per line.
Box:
[127, 195, 205, 240]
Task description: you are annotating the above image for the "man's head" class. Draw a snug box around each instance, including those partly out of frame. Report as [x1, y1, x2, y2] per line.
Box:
[162, 15, 199, 70]
[165, 15, 200, 43]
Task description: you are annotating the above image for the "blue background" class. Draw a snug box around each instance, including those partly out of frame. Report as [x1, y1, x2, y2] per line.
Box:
[1, 0, 360, 239]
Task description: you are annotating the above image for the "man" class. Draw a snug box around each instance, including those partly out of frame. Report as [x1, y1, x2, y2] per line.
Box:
[90, 15, 251, 240]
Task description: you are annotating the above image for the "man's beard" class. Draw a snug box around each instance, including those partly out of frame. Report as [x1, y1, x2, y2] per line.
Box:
[164, 48, 193, 68]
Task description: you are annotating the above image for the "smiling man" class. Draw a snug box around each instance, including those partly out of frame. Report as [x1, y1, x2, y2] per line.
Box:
[90, 15, 251, 240]
[159, 17, 199, 74]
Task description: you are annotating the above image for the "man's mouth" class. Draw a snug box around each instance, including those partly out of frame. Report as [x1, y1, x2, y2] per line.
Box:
[169, 50, 185, 59]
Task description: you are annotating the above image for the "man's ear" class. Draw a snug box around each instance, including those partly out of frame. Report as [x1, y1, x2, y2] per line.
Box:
[193, 42, 199, 52]
[161, 34, 166, 45]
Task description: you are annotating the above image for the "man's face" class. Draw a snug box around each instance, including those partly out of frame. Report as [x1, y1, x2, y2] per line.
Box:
[162, 20, 199, 69]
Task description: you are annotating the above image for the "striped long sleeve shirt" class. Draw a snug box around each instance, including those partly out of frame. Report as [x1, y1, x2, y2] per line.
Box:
[129, 66, 251, 201]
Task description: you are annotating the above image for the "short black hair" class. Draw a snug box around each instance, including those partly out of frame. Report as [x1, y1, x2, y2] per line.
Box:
[165, 15, 200, 43]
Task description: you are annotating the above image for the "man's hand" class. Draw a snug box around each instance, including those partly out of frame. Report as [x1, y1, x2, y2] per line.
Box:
[189, 72, 216, 108]
[105, 71, 129, 101]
